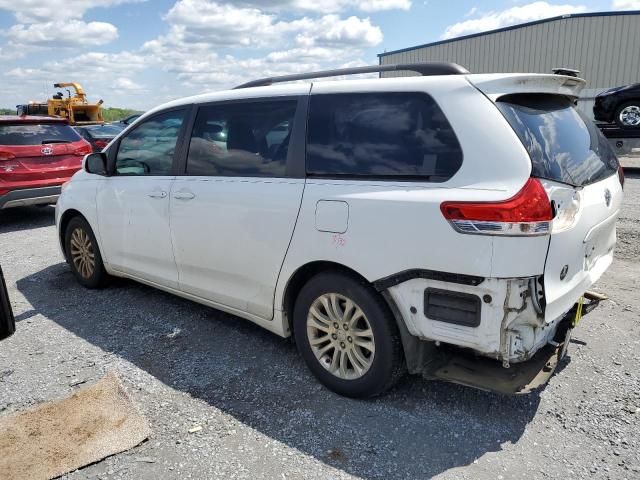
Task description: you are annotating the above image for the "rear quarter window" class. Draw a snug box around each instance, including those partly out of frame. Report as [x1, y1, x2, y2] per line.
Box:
[496, 94, 619, 187]
[306, 92, 463, 181]
[0, 123, 81, 146]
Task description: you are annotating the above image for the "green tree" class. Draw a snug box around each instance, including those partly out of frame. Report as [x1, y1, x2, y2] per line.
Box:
[101, 108, 142, 122]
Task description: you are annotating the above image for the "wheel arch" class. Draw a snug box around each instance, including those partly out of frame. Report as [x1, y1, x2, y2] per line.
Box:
[58, 208, 84, 259]
[281, 260, 435, 374]
[281, 261, 370, 335]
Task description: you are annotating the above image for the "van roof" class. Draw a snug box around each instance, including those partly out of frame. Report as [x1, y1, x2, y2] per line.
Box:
[141, 66, 586, 121]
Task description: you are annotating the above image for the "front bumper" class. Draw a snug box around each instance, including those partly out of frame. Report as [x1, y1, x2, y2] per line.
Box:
[0, 186, 61, 210]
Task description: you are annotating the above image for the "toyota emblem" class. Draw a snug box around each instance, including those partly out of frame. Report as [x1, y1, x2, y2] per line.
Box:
[41, 146, 53, 156]
[604, 188, 612, 207]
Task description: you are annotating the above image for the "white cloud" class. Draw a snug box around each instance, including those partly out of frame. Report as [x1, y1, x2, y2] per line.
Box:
[161, 1, 382, 48]
[612, 0, 640, 9]
[236, 0, 410, 12]
[358, 0, 411, 12]
[294, 15, 383, 47]
[1, 0, 388, 108]
[442, 2, 588, 39]
[139, 1, 383, 93]
[0, 0, 144, 22]
[6, 20, 118, 47]
[113, 77, 146, 91]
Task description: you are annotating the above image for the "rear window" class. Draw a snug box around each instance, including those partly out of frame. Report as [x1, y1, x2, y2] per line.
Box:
[0, 123, 81, 146]
[306, 92, 463, 181]
[82, 125, 123, 137]
[497, 94, 619, 187]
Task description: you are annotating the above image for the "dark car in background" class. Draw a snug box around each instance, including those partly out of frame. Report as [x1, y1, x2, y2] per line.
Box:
[594, 83, 640, 128]
[0, 116, 92, 210]
[75, 124, 124, 152]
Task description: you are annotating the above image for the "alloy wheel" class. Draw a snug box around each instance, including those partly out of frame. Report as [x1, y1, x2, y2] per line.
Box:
[619, 105, 640, 127]
[70, 228, 95, 279]
[306, 293, 375, 380]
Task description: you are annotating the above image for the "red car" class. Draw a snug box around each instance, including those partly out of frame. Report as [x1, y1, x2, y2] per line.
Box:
[0, 116, 92, 210]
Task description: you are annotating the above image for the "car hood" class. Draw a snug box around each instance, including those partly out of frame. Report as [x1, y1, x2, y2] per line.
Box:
[597, 83, 640, 97]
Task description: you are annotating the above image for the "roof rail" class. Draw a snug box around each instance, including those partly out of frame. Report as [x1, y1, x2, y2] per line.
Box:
[233, 62, 470, 89]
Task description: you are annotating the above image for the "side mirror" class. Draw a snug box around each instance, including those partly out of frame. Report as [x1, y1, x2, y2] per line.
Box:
[0, 266, 15, 341]
[85, 152, 108, 176]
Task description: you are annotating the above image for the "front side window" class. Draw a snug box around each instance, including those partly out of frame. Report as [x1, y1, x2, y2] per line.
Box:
[115, 110, 186, 176]
[186, 99, 297, 177]
[306, 92, 463, 181]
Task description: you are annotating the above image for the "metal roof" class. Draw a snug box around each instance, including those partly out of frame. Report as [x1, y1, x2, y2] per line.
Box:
[378, 10, 640, 57]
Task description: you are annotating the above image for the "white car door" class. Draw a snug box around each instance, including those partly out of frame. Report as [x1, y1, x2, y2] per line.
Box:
[169, 95, 307, 319]
[96, 108, 189, 289]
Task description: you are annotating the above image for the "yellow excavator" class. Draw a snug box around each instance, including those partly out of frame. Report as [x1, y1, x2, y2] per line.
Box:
[17, 82, 104, 125]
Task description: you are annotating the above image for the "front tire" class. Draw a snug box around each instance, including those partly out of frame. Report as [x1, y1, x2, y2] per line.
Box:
[293, 272, 405, 398]
[615, 101, 640, 129]
[64, 216, 108, 289]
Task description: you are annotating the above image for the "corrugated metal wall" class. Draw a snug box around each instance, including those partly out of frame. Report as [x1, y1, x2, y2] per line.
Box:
[379, 13, 640, 117]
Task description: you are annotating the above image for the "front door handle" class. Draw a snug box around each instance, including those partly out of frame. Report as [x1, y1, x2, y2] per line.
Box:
[148, 190, 167, 199]
[173, 191, 196, 200]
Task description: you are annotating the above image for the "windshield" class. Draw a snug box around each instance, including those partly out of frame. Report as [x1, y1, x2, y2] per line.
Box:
[0, 123, 81, 146]
[497, 94, 619, 187]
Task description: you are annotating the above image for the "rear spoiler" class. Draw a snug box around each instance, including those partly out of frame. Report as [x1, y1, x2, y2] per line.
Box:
[466, 73, 586, 101]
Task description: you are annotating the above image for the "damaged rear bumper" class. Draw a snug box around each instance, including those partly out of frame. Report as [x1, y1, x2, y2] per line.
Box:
[426, 294, 603, 394]
[383, 282, 604, 394]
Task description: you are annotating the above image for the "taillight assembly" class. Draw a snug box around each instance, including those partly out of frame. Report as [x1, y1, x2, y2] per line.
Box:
[618, 166, 625, 189]
[440, 178, 553, 236]
[74, 142, 93, 156]
[93, 140, 108, 150]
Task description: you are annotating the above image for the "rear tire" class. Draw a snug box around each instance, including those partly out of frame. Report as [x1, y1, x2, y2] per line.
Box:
[64, 216, 108, 289]
[615, 101, 640, 129]
[293, 272, 405, 398]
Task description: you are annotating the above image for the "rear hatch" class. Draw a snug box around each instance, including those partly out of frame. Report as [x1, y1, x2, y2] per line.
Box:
[0, 122, 90, 190]
[495, 93, 623, 321]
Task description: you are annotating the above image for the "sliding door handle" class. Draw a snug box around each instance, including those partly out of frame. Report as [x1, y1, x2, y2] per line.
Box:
[173, 191, 195, 200]
[148, 190, 167, 199]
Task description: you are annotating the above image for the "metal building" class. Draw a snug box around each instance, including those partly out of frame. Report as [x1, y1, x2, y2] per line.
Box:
[378, 11, 640, 118]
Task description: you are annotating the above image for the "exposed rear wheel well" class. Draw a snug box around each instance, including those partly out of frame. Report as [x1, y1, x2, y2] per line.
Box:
[283, 261, 373, 336]
[58, 209, 83, 259]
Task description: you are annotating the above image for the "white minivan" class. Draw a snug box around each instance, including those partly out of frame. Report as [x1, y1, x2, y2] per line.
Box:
[56, 63, 623, 397]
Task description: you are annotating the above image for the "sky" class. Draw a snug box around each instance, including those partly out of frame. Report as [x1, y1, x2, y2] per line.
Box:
[0, 0, 637, 110]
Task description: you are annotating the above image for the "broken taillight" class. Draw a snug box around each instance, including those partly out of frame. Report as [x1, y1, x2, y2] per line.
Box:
[440, 178, 553, 236]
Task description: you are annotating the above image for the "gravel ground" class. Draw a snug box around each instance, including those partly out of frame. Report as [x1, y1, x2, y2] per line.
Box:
[0, 176, 639, 480]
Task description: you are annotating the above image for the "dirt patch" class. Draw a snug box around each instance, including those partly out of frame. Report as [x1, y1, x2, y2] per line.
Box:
[0, 372, 150, 480]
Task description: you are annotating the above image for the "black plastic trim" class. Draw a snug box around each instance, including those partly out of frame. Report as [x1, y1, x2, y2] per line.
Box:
[424, 288, 481, 328]
[0, 186, 61, 209]
[234, 63, 469, 89]
[374, 269, 485, 291]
